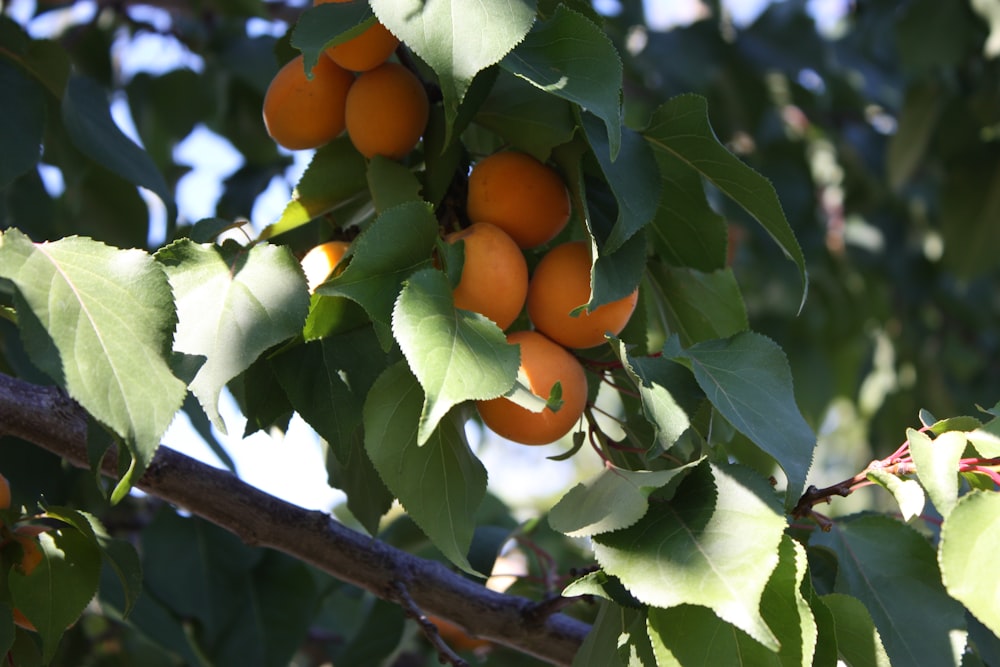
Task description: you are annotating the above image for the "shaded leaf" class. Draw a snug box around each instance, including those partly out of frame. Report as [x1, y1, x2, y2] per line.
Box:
[614, 338, 692, 452]
[811, 514, 966, 667]
[363, 362, 486, 573]
[292, 2, 373, 73]
[821, 593, 891, 667]
[392, 268, 519, 443]
[644, 94, 807, 309]
[646, 264, 748, 346]
[503, 6, 622, 159]
[0, 60, 45, 188]
[0, 230, 186, 501]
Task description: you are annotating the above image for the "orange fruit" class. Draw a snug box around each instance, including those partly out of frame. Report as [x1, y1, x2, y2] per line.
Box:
[314, 0, 400, 72]
[526, 241, 638, 349]
[262, 54, 354, 151]
[301, 240, 351, 292]
[12, 608, 34, 632]
[466, 151, 571, 249]
[445, 223, 528, 330]
[14, 531, 42, 576]
[476, 330, 587, 445]
[0, 474, 9, 510]
[344, 62, 429, 159]
[427, 615, 492, 652]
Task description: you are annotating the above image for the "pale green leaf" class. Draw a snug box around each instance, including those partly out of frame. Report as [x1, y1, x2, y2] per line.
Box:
[822, 593, 892, 667]
[317, 202, 438, 349]
[371, 0, 536, 139]
[939, 491, 1000, 639]
[0, 229, 186, 501]
[548, 462, 698, 538]
[866, 468, 926, 522]
[909, 428, 965, 517]
[62, 75, 175, 222]
[155, 239, 309, 432]
[363, 362, 486, 573]
[593, 463, 785, 650]
[644, 94, 807, 310]
[811, 514, 967, 667]
[669, 331, 814, 506]
[392, 268, 519, 444]
[503, 5, 622, 159]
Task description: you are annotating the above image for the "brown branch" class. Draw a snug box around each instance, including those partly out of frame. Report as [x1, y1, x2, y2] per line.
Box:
[0, 372, 589, 665]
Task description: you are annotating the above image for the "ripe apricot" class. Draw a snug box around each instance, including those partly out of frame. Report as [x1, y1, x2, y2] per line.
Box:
[527, 241, 638, 349]
[476, 330, 587, 445]
[262, 54, 354, 151]
[445, 223, 528, 330]
[466, 151, 571, 249]
[314, 0, 399, 72]
[427, 615, 492, 652]
[344, 62, 429, 159]
[301, 240, 351, 292]
[0, 474, 9, 510]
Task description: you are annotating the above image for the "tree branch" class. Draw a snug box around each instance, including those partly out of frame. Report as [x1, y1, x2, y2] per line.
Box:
[0, 372, 590, 665]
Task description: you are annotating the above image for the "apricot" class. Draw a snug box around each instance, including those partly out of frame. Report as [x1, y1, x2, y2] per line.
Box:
[526, 241, 638, 349]
[466, 151, 571, 249]
[445, 223, 528, 330]
[427, 614, 492, 652]
[476, 330, 587, 445]
[262, 54, 354, 151]
[314, 0, 399, 72]
[0, 474, 9, 510]
[344, 62, 429, 159]
[301, 240, 351, 292]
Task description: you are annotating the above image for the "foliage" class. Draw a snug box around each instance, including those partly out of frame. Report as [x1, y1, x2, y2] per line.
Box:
[1, 0, 1000, 665]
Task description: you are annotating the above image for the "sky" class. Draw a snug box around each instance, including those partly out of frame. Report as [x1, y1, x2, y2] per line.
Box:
[7, 0, 848, 514]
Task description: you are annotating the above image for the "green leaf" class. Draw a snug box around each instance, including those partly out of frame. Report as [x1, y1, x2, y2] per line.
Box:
[939, 491, 1000, 639]
[0, 229, 186, 501]
[259, 137, 369, 240]
[292, 2, 373, 73]
[0, 60, 45, 188]
[363, 362, 486, 573]
[811, 514, 967, 667]
[473, 69, 576, 160]
[317, 202, 438, 349]
[392, 268, 519, 444]
[61, 75, 176, 223]
[593, 463, 786, 650]
[644, 94, 807, 310]
[9, 527, 102, 662]
[592, 229, 648, 309]
[549, 462, 698, 538]
[156, 239, 310, 432]
[646, 264, 748, 346]
[571, 600, 628, 667]
[613, 338, 692, 452]
[909, 428, 965, 517]
[42, 506, 143, 618]
[669, 331, 814, 506]
[759, 535, 817, 667]
[503, 5, 622, 159]
[866, 468, 925, 522]
[371, 0, 536, 140]
[648, 605, 781, 666]
[822, 593, 891, 667]
[582, 114, 660, 253]
[647, 147, 728, 272]
[366, 156, 424, 213]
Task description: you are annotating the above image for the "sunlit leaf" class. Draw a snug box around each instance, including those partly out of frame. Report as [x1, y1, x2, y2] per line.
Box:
[939, 491, 1000, 639]
[909, 428, 965, 517]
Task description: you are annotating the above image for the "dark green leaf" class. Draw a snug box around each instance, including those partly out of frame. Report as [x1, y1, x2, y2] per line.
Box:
[821, 593, 891, 667]
[503, 6, 622, 159]
[292, 2, 373, 73]
[646, 264, 748, 345]
[669, 331, 815, 506]
[811, 514, 966, 666]
[0, 60, 45, 188]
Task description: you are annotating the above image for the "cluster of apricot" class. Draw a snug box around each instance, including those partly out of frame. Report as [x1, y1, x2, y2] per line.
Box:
[262, 1, 428, 159]
[0, 473, 44, 632]
[455, 151, 639, 446]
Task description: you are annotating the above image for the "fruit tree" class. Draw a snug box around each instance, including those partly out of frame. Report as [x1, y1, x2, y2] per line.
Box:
[2, 0, 1000, 665]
